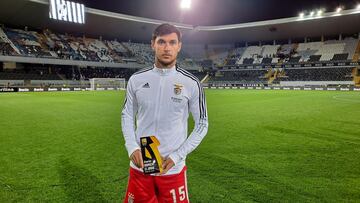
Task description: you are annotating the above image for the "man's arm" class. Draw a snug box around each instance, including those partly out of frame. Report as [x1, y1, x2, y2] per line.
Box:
[168, 81, 209, 166]
[121, 77, 143, 167]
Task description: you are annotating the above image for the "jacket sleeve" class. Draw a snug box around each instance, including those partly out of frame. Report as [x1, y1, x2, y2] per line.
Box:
[169, 81, 208, 165]
[121, 77, 140, 157]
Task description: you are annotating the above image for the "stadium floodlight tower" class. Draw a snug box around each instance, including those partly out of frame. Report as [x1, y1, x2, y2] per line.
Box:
[89, 78, 126, 90]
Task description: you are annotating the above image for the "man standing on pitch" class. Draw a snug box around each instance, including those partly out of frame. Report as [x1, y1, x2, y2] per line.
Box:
[121, 23, 208, 202]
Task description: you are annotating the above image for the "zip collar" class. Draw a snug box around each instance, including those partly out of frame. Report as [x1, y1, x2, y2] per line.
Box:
[153, 64, 176, 76]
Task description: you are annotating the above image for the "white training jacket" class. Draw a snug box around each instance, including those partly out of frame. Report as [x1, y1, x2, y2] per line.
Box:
[121, 64, 208, 175]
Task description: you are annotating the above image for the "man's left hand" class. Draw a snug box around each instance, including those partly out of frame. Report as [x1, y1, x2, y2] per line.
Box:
[160, 157, 174, 175]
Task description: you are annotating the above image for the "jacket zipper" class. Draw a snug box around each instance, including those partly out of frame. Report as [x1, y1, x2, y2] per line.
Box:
[154, 76, 164, 135]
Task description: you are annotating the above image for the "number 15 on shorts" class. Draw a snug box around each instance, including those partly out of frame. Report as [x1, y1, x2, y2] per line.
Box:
[170, 185, 187, 203]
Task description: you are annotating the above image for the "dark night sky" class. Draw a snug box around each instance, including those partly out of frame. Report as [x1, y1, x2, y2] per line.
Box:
[77, 0, 358, 25]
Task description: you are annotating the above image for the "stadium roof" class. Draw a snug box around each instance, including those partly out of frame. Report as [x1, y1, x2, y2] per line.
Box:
[1, 0, 360, 44]
[70, 0, 359, 26]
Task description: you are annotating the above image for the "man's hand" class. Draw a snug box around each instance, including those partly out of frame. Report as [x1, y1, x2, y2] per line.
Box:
[130, 149, 144, 169]
[160, 157, 175, 175]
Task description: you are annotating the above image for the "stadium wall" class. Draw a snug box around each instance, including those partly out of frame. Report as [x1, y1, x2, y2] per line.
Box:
[205, 86, 360, 91]
[0, 55, 145, 69]
[0, 87, 123, 93]
[279, 81, 353, 86]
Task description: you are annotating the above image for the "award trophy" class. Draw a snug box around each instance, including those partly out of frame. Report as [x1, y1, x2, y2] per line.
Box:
[140, 136, 163, 174]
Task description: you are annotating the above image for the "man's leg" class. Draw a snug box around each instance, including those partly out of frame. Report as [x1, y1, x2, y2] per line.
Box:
[124, 167, 158, 203]
[155, 167, 189, 203]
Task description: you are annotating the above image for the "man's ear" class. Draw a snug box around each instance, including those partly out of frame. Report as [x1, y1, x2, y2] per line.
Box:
[151, 40, 155, 51]
[178, 41, 182, 53]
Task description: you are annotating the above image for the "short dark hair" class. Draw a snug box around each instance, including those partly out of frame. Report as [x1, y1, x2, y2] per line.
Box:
[152, 23, 182, 42]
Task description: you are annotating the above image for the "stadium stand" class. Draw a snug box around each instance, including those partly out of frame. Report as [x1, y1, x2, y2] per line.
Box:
[212, 51, 228, 67]
[208, 38, 359, 86]
[281, 68, 353, 81]
[207, 66, 354, 88]
[288, 56, 301, 63]
[343, 38, 359, 60]
[220, 38, 360, 66]
[232, 47, 246, 59]
[236, 46, 262, 64]
[261, 45, 280, 58]
[308, 55, 321, 62]
[278, 44, 294, 57]
[0, 25, 203, 71]
[208, 69, 268, 85]
[233, 45, 280, 65]
[122, 42, 153, 64]
[1, 25, 359, 89]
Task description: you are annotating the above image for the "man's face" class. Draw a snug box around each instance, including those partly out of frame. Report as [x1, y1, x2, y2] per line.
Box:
[151, 33, 182, 67]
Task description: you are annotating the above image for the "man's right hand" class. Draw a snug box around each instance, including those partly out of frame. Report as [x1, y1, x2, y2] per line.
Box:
[130, 149, 144, 169]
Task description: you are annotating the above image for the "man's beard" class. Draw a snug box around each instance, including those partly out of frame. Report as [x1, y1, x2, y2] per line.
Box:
[156, 57, 176, 67]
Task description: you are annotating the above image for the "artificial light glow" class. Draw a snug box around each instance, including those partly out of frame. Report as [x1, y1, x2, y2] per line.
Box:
[336, 7, 342, 13]
[357, 4, 360, 9]
[317, 10, 323, 16]
[180, 0, 191, 9]
[299, 12, 304, 18]
[309, 11, 315, 16]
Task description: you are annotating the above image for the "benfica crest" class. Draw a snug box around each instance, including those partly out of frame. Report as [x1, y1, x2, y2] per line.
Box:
[174, 84, 183, 95]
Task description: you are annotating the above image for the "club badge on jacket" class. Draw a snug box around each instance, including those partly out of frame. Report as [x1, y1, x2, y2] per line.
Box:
[174, 84, 183, 95]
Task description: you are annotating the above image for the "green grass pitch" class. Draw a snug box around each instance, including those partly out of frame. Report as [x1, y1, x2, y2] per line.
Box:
[0, 90, 359, 202]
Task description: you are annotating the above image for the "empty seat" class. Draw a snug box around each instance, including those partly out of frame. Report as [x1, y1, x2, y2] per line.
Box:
[331, 53, 349, 61]
[309, 55, 321, 62]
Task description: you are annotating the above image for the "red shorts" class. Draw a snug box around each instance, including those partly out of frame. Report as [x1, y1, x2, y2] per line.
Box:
[124, 166, 189, 203]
